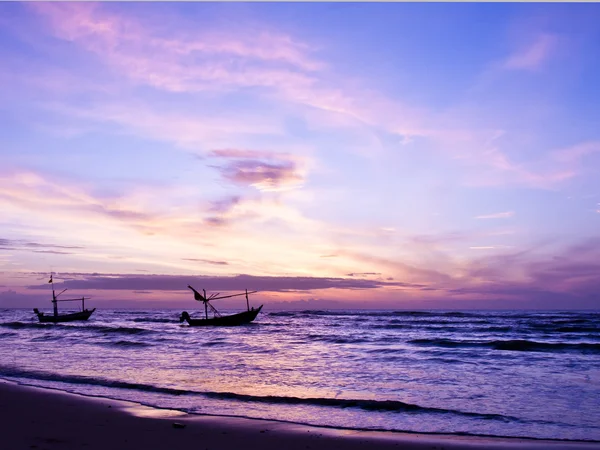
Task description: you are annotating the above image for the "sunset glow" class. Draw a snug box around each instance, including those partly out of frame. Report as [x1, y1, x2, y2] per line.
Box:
[1, 2, 599, 309]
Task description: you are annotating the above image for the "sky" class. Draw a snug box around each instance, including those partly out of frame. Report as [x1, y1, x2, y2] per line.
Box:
[1, 2, 599, 310]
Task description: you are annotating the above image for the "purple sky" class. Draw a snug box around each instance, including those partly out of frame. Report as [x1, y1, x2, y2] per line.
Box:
[1, 3, 599, 310]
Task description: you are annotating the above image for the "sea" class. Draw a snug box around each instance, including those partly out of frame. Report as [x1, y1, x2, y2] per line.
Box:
[1, 308, 599, 442]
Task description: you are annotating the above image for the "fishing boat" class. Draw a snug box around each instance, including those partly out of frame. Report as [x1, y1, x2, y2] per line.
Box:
[179, 285, 263, 326]
[33, 274, 96, 323]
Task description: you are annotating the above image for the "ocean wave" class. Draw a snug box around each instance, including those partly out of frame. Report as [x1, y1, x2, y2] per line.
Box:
[201, 341, 230, 347]
[204, 392, 522, 423]
[268, 310, 489, 318]
[0, 365, 523, 424]
[307, 334, 369, 344]
[87, 325, 151, 335]
[132, 318, 176, 323]
[0, 321, 151, 336]
[31, 335, 65, 342]
[409, 338, 600, 353]
[0, 321, 51, 330]
[555, 326, 599, 333]
[110, 340, 152, 348]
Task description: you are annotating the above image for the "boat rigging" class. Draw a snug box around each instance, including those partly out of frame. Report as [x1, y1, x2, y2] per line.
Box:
[179, 285, 263, 326]
[33, 273, 96, 323]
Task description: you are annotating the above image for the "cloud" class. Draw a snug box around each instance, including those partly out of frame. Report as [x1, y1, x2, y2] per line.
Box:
[338, 249, 452, 286]
[346, 272, 381, 277]
[182, 258, 229, 266]
[0, 238, 84, 254]
[551, 141, 600, 164]
[409, 232, 469, 245]
[40, 101, 281, 152]
[216, 160, 303, 192]
[469, 246, 513, 250]
[208, 196, 241, 214]
[26, 273, 419, 293]
[23, 2, 429, 146]
[209, 149, 306, 192]
[13, 1, 595, 198]
[7, 235, 600, 309]
[27, 2, 323, 94]
[203, 216, 229, 228]
[453, 238, 600, 308]
[0, 168, 166, 236]
[209, 149, 290, 160]
[475, 211, 515, 220]
[502, 33, 559, 71]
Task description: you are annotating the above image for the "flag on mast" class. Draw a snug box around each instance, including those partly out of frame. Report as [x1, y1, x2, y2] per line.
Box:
[48, 275, 53, 283]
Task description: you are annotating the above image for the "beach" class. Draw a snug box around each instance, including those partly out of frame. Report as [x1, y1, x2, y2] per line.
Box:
[1, 381, 598, 450]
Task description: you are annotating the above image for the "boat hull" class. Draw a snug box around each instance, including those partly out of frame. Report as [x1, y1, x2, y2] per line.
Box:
[183, 305, 263, 326]
[35, 308, 96, 323]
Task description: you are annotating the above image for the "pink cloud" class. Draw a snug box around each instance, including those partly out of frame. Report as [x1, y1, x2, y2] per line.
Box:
[209, 149, 306, 192]
[551, 141, 600, 164]
[503, 33, 559, 71]
[41, 102, 281, 150]
[217, 160, 303, 191]
[25, 2, 430, 144]
[209, 149, 293, 160]
[27, 2, 321, 94]
[475, 211, 515, 220]
[0, 167, 212, 241]
[17, 2, 594, 197]
[432, 129, 579, 190]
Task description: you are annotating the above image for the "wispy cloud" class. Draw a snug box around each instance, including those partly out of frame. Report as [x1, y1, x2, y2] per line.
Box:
[475, 211, 515, 220]
[0, 238, 84, 252]
[24, 2, 429, 146]
[28, 2, 322, 93]
[182, 258, 229, 266]
[409, 232, 469, 245]
[41, 101, 281, 151]
[502, 33, 559, 71]
[469, 246, 514, 250]
[551, 141, 600, 164]
[346, 272, 381, 277]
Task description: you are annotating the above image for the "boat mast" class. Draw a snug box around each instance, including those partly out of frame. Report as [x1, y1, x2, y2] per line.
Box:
[246, 289, 249, 311]
[203, 289, 208, 320]
[50, 274, 58, 317]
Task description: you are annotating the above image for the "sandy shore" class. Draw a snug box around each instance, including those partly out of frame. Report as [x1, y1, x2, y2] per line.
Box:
[1, 380, 598, 450]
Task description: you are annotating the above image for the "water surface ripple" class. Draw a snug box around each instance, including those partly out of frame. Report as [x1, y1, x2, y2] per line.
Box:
[1, 309, 599, 441]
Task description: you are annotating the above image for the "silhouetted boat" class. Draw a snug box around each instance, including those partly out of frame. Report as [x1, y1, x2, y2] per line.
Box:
[33, 274, 95, 323]
[179, 286, 263, 326]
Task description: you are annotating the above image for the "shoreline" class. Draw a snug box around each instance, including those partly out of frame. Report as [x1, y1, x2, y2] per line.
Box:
[3, 377, 600, 445]
[1, 380, 599, 450]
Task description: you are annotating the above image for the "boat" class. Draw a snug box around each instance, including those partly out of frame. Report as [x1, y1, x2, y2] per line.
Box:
[179, 285, 263, 326]
[33, 274, 96, 323]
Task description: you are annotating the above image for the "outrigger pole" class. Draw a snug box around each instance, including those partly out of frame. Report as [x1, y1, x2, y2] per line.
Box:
[49, 273, 90, 316]
[187, 285, 258, 319]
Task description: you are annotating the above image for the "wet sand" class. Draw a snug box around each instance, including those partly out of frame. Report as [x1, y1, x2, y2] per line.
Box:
[1, 380, 598, 450]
